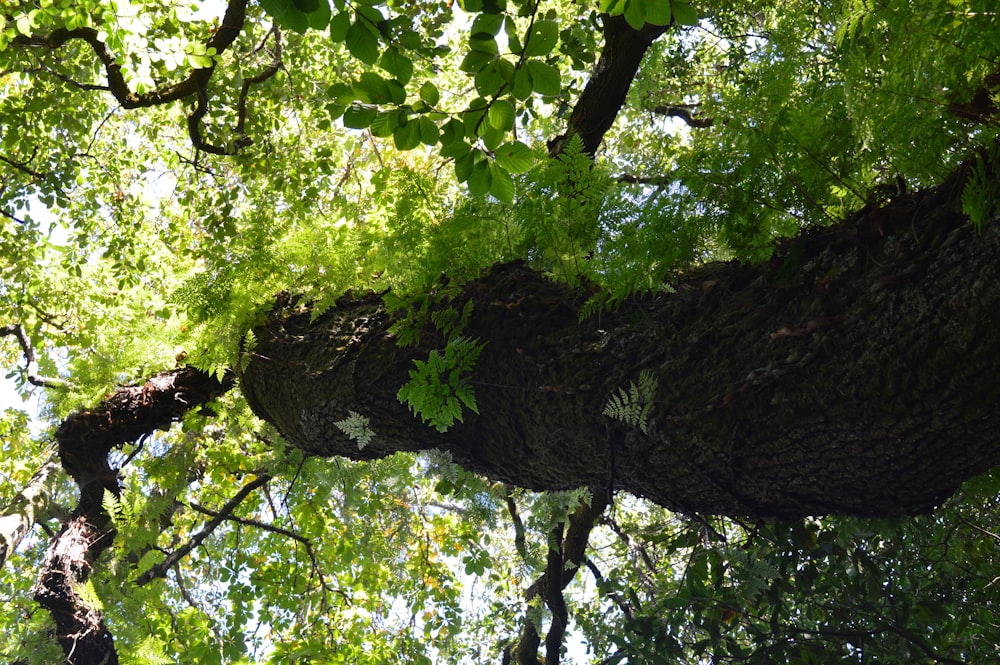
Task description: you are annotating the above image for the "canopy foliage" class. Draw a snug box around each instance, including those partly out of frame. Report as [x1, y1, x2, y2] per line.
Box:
[1, 0, 1000, 662]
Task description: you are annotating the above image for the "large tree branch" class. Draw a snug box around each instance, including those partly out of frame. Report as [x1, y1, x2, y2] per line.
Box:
[549, 16, 669, 156]
[32, 366, 233, 665]
[242, 159, 1000, 519]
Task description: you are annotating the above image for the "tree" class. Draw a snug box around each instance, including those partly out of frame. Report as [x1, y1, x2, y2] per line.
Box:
[1, 0, 1000, 662]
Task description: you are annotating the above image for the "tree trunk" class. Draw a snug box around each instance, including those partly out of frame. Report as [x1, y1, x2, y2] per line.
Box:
[242, 167, 1000, 519]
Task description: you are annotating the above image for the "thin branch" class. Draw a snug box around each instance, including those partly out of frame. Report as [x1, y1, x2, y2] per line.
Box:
[188, 24, 282, 155]
[13, 0, 251, 154]
[0, 152, 45, 180]
[0, 324, 74, 389]
[136, 473, 271, 586]
[188, 499, 309, 548]
[505, 488, 528, 561]
[512, 490, 612, 665]
[650, 103, 715, 128]
[584, 558, 634, 620]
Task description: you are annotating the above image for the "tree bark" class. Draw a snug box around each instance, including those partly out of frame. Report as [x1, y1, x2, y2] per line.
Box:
[33, 367, 231, 665]
[242, 165, 1000, 519]
[0, 455, 64, 569]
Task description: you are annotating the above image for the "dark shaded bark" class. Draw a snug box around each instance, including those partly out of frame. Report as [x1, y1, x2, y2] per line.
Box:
[548, 15, 670, 156]
[243, 163, 1000, 519]
[33, 367, 231, 665]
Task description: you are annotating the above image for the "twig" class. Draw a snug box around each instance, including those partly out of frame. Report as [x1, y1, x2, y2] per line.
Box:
[0, 324, 74, 389]
[136, 473, 271, 586]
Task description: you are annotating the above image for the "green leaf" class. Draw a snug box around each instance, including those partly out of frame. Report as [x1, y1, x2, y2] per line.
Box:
[394, 119, 421, 150]
[645, 1, 672, 25]
[329, 10, 351, 41]
[479, 123, 505, 151]
[306, 0, 332, 29]
[471, 12, 504, 37]
[15, 13, 32, 35]
[291, 0, 319, 13]
[489, 162, 514, 203]
[526, 60, 561, 96]
[623, 0, 646, 30]
[346, 20, 380, 65]
[440, 118, 466, 146]
[670, 0, 698, 26]
[460, 49, 497, 74]
[454, 149, 477, 182]
[467, 159, 492, 195]
[487, 99, 515, 132]
[356, 71, 390, 103]
[523, 20, 558, 57]
[419, 81, 440, 107]
[369, 109, 399, 137]
[494, 141, 534, 173]
[380, 47, 413, 86]
[512, 67, 533, 100]
[343, 103, 377, 128]
[418, 117, 440, 146]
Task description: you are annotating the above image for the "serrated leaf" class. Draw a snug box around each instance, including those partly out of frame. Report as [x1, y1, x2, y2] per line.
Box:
[346, 20, 380, 65]
[343, 103, 377, 128]
[523, 19, 558, 57]
[489, 162, 514, 203]
[419, 81, 440, 106]
[487, 99, 515, 132]
[670, 0, 698, 26]
[526, 60, 561, 96]
[494, 141, 534, 173]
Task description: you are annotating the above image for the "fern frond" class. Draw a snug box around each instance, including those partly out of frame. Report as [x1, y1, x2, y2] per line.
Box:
[334, 410, 377, 450]
[603, 370, 658, 433]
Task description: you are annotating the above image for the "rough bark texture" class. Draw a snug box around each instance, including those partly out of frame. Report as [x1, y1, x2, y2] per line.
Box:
[243, 166, 1000, 519]
[34, 367, 232, 665]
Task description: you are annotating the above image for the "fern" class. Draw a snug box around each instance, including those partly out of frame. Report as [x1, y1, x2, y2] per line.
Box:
[397, 336, 484, 432]
[103, 489, 138, 530]
[603, 370, 658, 434]
[123, 636, 173, 665]
[962, 142, 1000, 230]
[334, 410, 377, 450]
